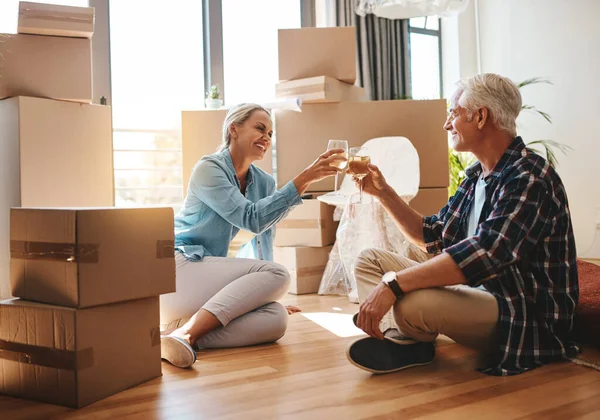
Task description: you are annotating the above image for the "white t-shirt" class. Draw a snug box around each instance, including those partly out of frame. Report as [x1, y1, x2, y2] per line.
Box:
[467, 175, 487, 237]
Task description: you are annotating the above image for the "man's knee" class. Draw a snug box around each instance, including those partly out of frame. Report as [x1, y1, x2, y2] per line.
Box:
[356, 248, 379, 267]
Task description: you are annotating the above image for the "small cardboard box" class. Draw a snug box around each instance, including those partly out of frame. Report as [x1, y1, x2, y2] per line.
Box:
[18, 1, 95, 38]
[410, 187, 448, 216]
[0, 96, 114, 301]
[181, 109, 273, 195]
[0, 297, 161, 408]
[10, 207, 176, 308]
[274, 246, 332, 294]
[278, 27, 357, 84]
[274, 100, 449, 192]
[275, 199, 337, 247]
[275, 76, 367, 104]
[0, 33, 92, 102]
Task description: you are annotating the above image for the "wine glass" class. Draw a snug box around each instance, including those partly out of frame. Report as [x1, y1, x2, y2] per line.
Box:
[348, 147, 370, 203]
[327, 140, 348, 195]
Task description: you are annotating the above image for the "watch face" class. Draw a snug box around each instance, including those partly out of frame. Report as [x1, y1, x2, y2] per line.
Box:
[382, 271, 396, 284]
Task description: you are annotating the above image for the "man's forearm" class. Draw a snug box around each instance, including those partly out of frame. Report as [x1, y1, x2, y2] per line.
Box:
[378, 187, 426, 248]
[397, 252, 467, 292]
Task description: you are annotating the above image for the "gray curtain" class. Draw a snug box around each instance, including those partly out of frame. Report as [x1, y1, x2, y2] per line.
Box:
[336, 0, 410, 101]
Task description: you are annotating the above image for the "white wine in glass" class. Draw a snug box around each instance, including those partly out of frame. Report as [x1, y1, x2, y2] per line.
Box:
[349, 147, 370, 203]
[327, 140, 348, 193]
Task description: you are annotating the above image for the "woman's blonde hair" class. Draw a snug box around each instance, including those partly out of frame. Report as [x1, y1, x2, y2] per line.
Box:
[218, 103, 271, 152]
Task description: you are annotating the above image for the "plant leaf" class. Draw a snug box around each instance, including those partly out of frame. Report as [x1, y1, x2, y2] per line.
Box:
[517, 77, 553, 88]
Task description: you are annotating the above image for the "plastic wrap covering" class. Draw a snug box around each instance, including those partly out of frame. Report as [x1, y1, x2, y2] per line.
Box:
[356, 0, 470, 19]
[319, 195, 429, 297]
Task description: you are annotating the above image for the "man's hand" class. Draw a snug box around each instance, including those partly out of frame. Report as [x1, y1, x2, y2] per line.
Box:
[350, 163, 390, 198]
[357, 282, 397, 339]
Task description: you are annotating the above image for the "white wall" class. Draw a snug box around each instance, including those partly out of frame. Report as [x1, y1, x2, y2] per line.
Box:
[443, 0, 600, 257]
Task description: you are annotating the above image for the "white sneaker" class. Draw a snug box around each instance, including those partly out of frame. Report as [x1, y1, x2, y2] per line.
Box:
[160, 336, 197, 369]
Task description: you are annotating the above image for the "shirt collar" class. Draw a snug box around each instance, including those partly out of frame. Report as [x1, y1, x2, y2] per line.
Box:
[221, 147, 254, 186]
[465, 136, 525, 181]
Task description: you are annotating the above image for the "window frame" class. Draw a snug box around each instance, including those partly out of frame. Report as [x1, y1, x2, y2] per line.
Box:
[408, 16, 443, 99]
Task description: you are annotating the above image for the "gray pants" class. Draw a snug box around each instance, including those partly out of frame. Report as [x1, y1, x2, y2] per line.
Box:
[159, 253, 291, 349]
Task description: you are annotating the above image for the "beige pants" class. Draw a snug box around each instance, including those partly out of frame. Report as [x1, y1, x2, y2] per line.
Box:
[355, 248, 499, 353]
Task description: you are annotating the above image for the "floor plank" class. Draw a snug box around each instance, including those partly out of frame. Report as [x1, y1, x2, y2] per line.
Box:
[0, 294, 597, 419]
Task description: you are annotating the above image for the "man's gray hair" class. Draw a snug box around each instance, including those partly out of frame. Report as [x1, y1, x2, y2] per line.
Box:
[455, 73, 522, 137]
[219, 103, 271, 152]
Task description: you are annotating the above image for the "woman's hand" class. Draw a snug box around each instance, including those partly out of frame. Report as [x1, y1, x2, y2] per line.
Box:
[293, 149, 346, 195]
[351, 163, 390, 198]
[285, 305, 302, 315]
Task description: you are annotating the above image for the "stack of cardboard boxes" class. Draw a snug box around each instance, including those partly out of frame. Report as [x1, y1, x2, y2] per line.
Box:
[0, 1, 114, 300]
[271, 27, 449, 294]
[0, 2, 177, 408]
[180, 26, 450, 295]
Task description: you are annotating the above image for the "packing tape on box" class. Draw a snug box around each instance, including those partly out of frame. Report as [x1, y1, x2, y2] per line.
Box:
[0, 339, 94, 371]
[277, 219, 325, 229]
[10, 240, 99, 263]
[19, 10, 94, 24]
[291, 265, 327, 278]
[10, 240, 175, 262]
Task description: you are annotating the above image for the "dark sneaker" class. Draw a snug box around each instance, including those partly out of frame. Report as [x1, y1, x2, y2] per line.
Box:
[352, 313, 417, 345]
[161, 335, 197, 368]
[346, 337, 435, 374]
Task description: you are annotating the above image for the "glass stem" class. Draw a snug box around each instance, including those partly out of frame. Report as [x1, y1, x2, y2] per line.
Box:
[334, 173, 339, 192]
[359, 178, 363, 202]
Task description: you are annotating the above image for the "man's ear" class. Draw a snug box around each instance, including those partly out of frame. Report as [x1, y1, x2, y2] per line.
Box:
[478, 107, 489, 129]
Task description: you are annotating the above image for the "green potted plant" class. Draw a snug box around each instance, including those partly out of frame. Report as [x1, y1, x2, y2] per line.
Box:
[205, 84, 222, 109]
[447, 77, 572, 196]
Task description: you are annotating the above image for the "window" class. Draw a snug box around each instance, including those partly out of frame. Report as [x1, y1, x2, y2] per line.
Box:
[109, 0, 204, 209]
[409, 16, 442, 100]
[222, 0, 302, 105]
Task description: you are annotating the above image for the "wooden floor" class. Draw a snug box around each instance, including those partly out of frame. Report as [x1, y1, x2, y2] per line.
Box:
[1, 294, 599, 420]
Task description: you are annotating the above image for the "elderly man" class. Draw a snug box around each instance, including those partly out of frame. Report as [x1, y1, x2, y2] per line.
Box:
[347, 73, 578, 376]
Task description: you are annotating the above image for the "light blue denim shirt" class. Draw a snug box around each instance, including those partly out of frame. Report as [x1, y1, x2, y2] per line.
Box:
[175, 149, 302, 261]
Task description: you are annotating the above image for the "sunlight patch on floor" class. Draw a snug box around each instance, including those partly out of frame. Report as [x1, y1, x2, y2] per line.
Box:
[301, 312, 366, 338]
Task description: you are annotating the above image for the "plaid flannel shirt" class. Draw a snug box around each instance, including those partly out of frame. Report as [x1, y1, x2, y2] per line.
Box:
[423, 137, 579, 376]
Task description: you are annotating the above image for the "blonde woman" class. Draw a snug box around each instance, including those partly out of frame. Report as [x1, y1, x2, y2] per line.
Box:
[160, 103, 345, 368]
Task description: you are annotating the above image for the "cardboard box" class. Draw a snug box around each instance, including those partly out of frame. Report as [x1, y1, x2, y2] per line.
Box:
[10, 207, 176, 308]
[0, 96, 114, 301]
[275, 76, 367, 104]
[182, 110, 273, 195]
[410, 187, 449, 216]
[275, 199, 337, 247]
[18, 1, 95, 38]
[0, 297, 161, 408]
[274, 246, 332, 294]
[278, 27, 357, 84]
[0, 34, 92, 102]
[274, 100, 449, 192]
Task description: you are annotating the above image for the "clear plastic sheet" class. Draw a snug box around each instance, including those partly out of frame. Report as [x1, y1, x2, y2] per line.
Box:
[318, 195, 429, 297]
[356, 0, 470, 19]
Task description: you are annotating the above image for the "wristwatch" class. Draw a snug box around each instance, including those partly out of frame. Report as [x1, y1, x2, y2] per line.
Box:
[381, 271, 404, 298]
